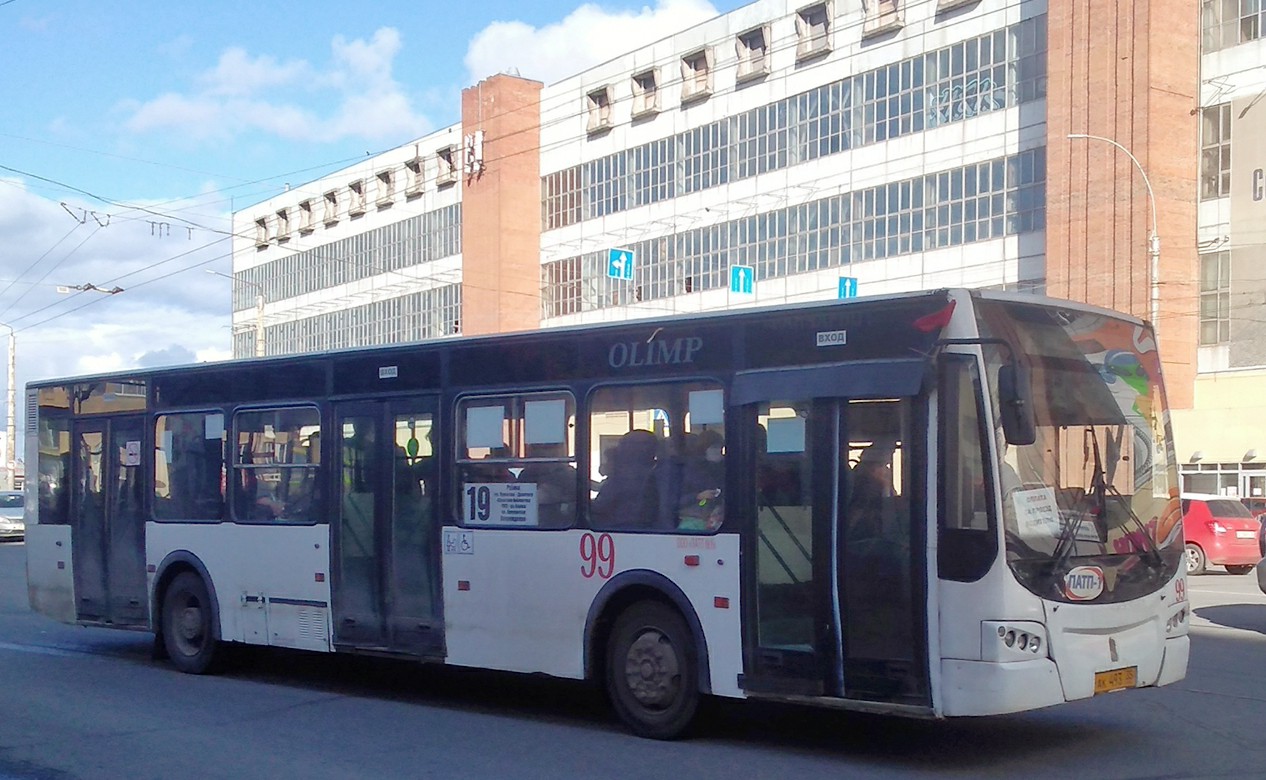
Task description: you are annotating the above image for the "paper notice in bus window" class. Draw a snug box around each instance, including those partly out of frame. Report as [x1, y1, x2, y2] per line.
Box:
[204, 413, 224, 440]
[462, 482, 539, 527]
[524, 399, 567, 445]
[766, 417, 806, 454]
[124, 440, 141, 467]
[1012, 486, 1061, 537]
[689, 389, 724, 426]
[466, 405, 507, 449]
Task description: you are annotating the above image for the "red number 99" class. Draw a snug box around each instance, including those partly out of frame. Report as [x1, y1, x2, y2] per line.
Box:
[580, 533, 616, 580]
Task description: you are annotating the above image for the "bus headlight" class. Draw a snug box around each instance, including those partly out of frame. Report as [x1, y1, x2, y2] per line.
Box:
[984, 621, 1049, 662]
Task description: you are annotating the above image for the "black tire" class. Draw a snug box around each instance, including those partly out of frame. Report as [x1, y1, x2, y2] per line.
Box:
[161, 572, 221, 674]
[606, 601, 700, 740]
[1185, 543, 1207, 576]
[1225, 564, 1255, 576]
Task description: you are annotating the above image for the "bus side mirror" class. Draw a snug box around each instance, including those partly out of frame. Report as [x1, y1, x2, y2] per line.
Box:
[998, 362, 1036, 446]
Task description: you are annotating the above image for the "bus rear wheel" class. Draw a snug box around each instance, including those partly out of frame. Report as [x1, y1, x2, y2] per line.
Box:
[161, 572, 220, 674]
[606, 601, 700, 740]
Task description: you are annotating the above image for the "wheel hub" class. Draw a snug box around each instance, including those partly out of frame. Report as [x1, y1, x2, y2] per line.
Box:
[623, 629, 680, 709]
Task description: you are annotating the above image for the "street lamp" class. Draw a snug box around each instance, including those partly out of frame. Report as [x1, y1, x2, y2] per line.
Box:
[207, 270, 265, 357]
[1067, 133, 1161, 339]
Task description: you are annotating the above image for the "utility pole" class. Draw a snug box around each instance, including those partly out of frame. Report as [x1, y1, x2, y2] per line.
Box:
[2, 324, 14, 491]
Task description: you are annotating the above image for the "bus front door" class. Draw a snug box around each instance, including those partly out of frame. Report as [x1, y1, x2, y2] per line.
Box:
[743, 393, 929, 707]
[332, 399, 442, 657]
[71, 415, 147, 627]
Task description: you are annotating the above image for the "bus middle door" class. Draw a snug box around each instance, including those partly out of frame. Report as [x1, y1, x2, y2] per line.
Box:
[736, 362, 930, 707]
[331, 398, 442, 657]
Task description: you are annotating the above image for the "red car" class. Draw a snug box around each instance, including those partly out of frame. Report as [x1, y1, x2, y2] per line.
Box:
[1181, 493, 1263, 575]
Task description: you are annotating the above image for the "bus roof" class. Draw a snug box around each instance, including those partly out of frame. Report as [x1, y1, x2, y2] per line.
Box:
[25, 287, 1148, 390]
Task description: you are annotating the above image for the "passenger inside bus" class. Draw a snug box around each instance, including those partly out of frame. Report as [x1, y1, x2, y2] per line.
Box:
[468, 446, 515, 483]
[517, 442, 577, 528]
[754, 422, 804, 507]
[591, 429, 659, 529]
[675, 428, 724, 530]
[848, 439, 895, 542]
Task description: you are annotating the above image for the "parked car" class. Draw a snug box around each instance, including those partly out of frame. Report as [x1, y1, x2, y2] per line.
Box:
[0, 490, 24, 541]
[1181, 493, 1262, 575]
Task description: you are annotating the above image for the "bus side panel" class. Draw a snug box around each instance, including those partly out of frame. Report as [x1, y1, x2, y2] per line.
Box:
[147, 523, 333, 652]
[442, 531, 743, 697]
[26, 524, 77, 624]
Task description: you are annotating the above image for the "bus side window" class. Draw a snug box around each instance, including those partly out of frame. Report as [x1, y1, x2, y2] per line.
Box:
[232, 406, 322, 524]
[154, 411, 226, 522]
[456, 393, 578, 529]
[588, 382, 725, 533]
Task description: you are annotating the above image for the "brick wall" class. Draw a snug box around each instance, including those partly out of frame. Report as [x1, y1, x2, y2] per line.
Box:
[1046, 0, 1199, 409]
[460, 75, 544, 336]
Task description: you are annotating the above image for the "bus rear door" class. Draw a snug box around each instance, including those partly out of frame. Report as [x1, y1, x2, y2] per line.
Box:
[331, 398, 442, 657]
[71, 415, 148, 627]
[735, 361, 930, 707]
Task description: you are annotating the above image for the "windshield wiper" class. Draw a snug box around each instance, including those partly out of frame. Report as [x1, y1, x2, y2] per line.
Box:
[1053, 427, 1164, 576]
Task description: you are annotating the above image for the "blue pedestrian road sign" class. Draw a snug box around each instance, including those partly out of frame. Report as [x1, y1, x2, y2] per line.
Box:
[607, 248, 635, 280]
[730, 264, 755, 295]
[838, 276, 858, 299]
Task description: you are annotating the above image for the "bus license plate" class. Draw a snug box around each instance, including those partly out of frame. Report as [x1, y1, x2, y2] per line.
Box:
[1094, 666, 1137, 694]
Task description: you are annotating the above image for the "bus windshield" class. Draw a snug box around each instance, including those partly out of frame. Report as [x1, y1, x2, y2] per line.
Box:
[977, 299, 1183, 602]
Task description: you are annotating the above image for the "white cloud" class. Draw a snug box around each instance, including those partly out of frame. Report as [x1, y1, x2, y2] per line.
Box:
[199, 47, 312, 97]
[464, 0, 719, 86]
[123, 27, 428, 144]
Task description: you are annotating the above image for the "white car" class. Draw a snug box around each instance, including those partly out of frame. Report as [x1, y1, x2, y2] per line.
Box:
[0, 491, 24, 541]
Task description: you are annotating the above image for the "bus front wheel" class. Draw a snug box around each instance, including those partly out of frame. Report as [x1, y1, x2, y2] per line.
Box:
[161, 572, 221, 674]
[606, 601, 700, 739]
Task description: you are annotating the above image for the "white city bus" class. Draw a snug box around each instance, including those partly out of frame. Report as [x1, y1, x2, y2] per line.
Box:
[24, 288, 1188, 738]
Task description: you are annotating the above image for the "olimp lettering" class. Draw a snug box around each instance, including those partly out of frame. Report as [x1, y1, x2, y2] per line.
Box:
[608, 336, 704, 369]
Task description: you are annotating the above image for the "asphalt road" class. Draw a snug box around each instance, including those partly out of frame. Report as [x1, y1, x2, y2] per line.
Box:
[2, 539, 1265, 780]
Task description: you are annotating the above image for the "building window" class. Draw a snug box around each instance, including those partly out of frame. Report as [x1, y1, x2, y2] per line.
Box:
[437, 146, 458, 186]
[1200, 251, 1231, 346]
[405, 157, 424, 197]
[1201, 103, 1231, 200]
[254, 217, 268, 248]
[1202, 0, 1264, 52]
[736, 26, 770, 82]
[323, 190, 339, 226]
[348, 180, 367, 216]
[376, 168, 395, 207]
[298, 200, 315, 234]
[274, 208, 290, 242]
[632, 69, 658, 117]
[586, 86, 614, 133]
[795, 3, 831, 60]
[864, 0, 903, 36]
[681, 48, 712, 103]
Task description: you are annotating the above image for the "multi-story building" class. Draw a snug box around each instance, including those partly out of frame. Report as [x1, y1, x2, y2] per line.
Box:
[1170, 1, 1266, 500]
[232, 0, 1214, 474]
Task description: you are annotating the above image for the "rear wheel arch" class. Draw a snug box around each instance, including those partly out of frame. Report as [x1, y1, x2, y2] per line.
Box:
[584, 571, 712, 696]
[152, 551, 222, 643]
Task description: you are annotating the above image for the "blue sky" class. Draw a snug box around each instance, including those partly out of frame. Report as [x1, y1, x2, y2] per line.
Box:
[0, 0, 745, 437]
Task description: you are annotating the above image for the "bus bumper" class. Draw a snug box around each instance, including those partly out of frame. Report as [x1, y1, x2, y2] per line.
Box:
[1155, 635, 1189, 687]
[939, 658, 1065, 716]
